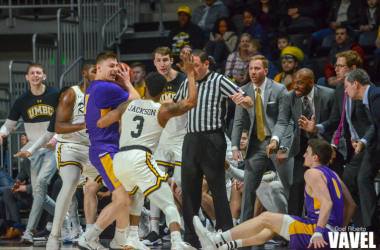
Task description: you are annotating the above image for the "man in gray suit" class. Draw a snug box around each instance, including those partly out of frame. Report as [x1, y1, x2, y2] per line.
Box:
[268, 68, 335, 217]
[231, 55, 294, 223]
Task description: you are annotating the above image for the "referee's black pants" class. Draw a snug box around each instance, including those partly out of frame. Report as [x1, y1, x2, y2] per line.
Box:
[182, 130, 233, 248]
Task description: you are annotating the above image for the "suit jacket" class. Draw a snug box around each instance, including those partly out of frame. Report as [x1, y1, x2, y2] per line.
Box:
[231, 78, 293, 152]
[321, 83, 374, 162]
[368, 85, 380, 143]
[272, 85, 335, 159]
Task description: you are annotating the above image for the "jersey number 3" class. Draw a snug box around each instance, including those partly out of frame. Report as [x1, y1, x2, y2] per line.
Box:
[131, 116, 144, 138]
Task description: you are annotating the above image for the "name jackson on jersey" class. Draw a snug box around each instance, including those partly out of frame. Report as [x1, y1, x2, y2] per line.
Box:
[127, 104, 157, 116]
[27, 104, 54, 119]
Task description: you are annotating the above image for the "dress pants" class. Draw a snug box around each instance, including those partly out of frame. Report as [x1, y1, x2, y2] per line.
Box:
[182, 130, 233, 248]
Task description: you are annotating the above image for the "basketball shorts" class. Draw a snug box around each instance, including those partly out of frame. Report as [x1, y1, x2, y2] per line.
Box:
[56, 142, 103, 185]
[88, 144, 121, 192]
[114, 148, 168, 197]
[280, 215, 336, 250]
[154, 142, 182, 169]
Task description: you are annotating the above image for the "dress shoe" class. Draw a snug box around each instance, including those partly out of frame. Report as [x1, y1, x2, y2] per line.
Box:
[1, 227, 23, 239]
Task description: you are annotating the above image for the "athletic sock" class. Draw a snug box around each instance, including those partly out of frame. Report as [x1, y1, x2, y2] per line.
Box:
[171, 231, 182, 243]
[220, 240, 242, 250]
[114, 227, 127, 243]
[198, 209, 205, 221]
[85, 224, 103, 241]
[151, 220, 159, 234]
[232, 218, 237, 227]
[129, 226, 138, 238]
[180, 217, 185, 231]
[214, 230, 233, 246]
[86, 224, 93, 232]
[212, 220, 217, 227]
[46, 222, 53, 231]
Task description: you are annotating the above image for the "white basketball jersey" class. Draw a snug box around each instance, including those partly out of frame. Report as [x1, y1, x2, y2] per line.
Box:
[57, 85, 90, 146]
[120, 99, 164, 154]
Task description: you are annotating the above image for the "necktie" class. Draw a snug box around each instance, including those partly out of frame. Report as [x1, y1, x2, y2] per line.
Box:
[334, 93, 347, 146]
[255, 88, 265, 142]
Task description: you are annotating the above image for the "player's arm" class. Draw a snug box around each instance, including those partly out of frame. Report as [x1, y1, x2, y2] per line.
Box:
[305, 169, 333, 229]
[158, 52, 197, 126]
[55, 88, 86, 134]
[336, 174, 356, 229]
[0, 99, 22, 145]
[97, 100, 131, 128]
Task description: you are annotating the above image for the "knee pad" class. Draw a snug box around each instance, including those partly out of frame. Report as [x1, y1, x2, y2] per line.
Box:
[161, 203, 180, 226]
[129, 189, 144, 216]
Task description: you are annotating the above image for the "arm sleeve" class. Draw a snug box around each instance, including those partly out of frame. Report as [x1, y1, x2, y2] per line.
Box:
[0, 119, 18, 134]
[96, 83, 130, 109]
[173, 79, 187, 103]
[225, 165, 244, 182]
[27, 131, 55, 155]
[220, 76, 247, 97]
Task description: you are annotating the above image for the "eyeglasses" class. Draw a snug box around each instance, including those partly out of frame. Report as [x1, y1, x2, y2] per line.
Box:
[334, 64, 347, 69]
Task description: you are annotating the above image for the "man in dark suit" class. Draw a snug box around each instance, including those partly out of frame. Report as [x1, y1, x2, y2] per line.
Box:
[299, 51, 374, 228]
[268, 68, 335, 217]
[341, 69, 380, 243]
[231, 55, 294, 223]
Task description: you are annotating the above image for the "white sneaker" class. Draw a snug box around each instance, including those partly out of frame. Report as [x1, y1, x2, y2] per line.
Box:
[73, 231, 86, 244]
[20, 228, 34, 244]
[193, 216, 218, 250]
[61, 216, 72, 238]
[77, 236, 108, 250]
[126, 235, 150, 250]
[46, 234, 61, 250]
[109, 238, 126, 250]
[171, 240, 197, 250]
[62, 227, 83, 243]
[138, 207, 151, 239]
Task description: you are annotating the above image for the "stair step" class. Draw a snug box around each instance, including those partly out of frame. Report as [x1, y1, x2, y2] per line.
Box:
[133, 21, 177, 32]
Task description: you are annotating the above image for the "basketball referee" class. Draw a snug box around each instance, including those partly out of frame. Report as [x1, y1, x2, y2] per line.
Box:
[173, 49, 253, 248]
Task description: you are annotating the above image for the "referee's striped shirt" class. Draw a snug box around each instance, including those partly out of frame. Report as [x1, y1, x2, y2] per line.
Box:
[173, 71, 246, 133]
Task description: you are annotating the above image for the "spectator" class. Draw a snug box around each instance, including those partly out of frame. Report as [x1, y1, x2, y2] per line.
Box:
[173, 44, 194, 71]
[277, 0, 321, 33]
[205, 17, 238, 64]
[360, 0, 380, 32]
[313, 0, 366, 47]
[225, 33, 253, 85]
[0, 166, 14, 233]
[192, 0, 229, 36]
[271, 32, 292, 61]
[242, 8, 267, 43]
[274, 46, 304, 91]
[222, 0, 253, 32]
[131, 62, 146, 98]
[247, 39, 279, 80]
[319, 25, 365, 88]
[253, 0, 279, 35]
[168, 6, 204, 64]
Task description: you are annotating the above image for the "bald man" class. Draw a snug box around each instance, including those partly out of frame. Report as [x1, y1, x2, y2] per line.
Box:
[269, 68, 336, 217]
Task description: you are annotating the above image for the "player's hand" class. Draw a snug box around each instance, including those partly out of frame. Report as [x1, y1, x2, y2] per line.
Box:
[176, 51, 194, 76]
[21, 135, 28, 146]
[44, 142, 55, 149]
[299, 115, 318, 133]
[14, 151, 31, 158]
[170, 180, 182, 196]
[14, 184, 27, 193]
[308, 236, 328, 249]
[351, 137, 365, 155]
[97, 191, 111, 201]
[232, 150, 243, 163]
[115, 63, 131, 89]
[229, 93, 246, 105]
[266, 140, 278, 158]
[275, 149, 287, 167]
[12, 181, 26, 192]
[0, 133, 10, 145]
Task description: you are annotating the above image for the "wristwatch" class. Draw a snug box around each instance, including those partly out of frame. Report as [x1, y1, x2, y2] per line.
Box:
[279, 146, 289, 153]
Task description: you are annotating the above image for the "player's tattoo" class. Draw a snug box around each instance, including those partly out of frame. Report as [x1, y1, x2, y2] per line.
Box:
[165, 102, 186, 115]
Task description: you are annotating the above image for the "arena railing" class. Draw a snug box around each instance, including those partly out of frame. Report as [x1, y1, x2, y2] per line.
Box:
[59, 56, 84, 89]
[8, 60, 32, 105]
[102, 8, 128, 50]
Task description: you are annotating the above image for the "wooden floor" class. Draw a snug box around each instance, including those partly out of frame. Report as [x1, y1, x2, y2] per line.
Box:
[0, 238, 290, 249]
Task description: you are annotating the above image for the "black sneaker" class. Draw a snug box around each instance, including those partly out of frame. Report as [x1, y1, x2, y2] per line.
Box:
[140, 231, 162, 246]
[33, 228, 51, 241]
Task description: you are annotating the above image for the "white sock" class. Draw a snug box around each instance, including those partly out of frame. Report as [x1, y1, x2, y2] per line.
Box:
[220, 239, 242, 250]
[46, 222, 53, 231]
[85, 224, 103, 241]
[180, 217, 185, 231]
[215, 230, 233, 246]
[151, 220, 159, 234]
[171, 231, 182, 243]
[129, 225, 138, 238]
[198, 209, 205, 221]
[86, 224, 93, 232]
[212, 220, 216, 227]
[114, 227, 127, 243]
[232, 218, 237, 227]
